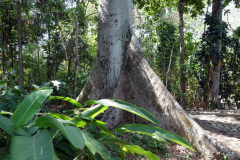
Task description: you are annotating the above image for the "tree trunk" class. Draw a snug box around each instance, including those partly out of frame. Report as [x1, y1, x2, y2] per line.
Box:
[47, 31, 51, 81]
[179, 0, 187, 109]
[2, 29, 6, 80]
[17, 0, 23, 87]
[76, 0, 240, 159]
[73, 1, 79, 97]
[37, 39, 40, 79]
[210, 0, 223, 109]
[204, 55, 210, 110]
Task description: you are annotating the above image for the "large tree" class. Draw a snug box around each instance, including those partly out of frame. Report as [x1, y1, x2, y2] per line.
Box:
[76, 0, 240, 159]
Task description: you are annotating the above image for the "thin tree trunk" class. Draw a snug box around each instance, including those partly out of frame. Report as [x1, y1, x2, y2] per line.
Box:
[179, 0, 187, 109]
[76, 0, 239, 159]
[37, 39, 40, 79]
[2, 30, 6, 80]
[166, 44, 174, 89]
[204, 55, 210, 110]
[47, 31, 51, 81]
[17, 0, 23, 87]
[73, 1, 79, 97]
[211, 0, 223, 109]
[68, 56, 72, 74]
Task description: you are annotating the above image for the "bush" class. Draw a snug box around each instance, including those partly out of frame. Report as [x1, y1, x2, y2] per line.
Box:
[0, 87, 195, 160]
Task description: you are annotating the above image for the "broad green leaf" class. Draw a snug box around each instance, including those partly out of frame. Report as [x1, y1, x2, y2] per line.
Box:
[15, 127, 30, 136]
[123, 145, 159, 160]
[122, 146, 135, 157]
[11, 89, 21, 97]
[107, 143, 126, 160]
[80, 104, 108, 118]
[48, 113, 71, 120]
[95, 121, 107, 125]
[56, 142, 76, 157]
[63, 108, 88, 114]
[81, 130, 112, 160]
[57, 119, 75, 125]
[0, 111, 13, 116]
[64, 125, 85, 148]
[71, 118, 87, 128]
[54, 154, 59, 160]
[0, 115, 14, 135]
[10, 88, 53, 128]
[10, 129, 54, 160]
[48, 96, 82, 108]
[14, 85, 27, 95]
[91, 121, 111, 134]
[27, 124, 39, 135]
[0, 81, 7, 85]
[105, 137, 130, 145]
[95, 153, 102, 160]
[85, 99, 159, 125]
[0, 85, 5, 91]
[116, 124, 195, 151]
[36, 116, 85, 149]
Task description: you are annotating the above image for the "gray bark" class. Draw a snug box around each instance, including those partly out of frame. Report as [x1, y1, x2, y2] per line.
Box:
[76, 0, 132, 101]
[211, 0, 224, 109]
[76, 0, 239, 159]
[17, 1, 23, 87]
[179, 0, 187, 109]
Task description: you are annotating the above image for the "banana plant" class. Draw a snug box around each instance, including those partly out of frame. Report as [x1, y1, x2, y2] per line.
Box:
[0, 88, 195, 160]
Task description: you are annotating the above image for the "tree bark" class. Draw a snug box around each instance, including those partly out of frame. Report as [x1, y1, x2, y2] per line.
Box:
[204, 55, 210, 110]
[76, 0, 240, 159]
[179, 0, 187, 109]
[2, 29, 6, 80]
[47, 30, 51, 81]
[73, 1, 79, 97]
[17, 0, 23, 87]
[211, 0, 223, 109]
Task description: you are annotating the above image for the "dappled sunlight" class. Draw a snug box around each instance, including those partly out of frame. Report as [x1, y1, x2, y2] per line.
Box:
[188, 110, 240, 155]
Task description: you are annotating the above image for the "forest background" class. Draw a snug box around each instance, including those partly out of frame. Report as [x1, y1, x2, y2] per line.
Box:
[1, 0, 240, 159]
[1, 0, 240, 110]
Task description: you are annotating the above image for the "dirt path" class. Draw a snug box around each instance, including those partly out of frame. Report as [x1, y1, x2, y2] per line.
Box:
[187, 110, 240, 156]
[127, 110, 240, 160]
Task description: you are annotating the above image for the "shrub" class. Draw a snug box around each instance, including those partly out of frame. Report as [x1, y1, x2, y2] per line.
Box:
[0, 87, 195, 160]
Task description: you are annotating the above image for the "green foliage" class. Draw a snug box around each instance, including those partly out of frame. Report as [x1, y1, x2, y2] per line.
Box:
[116, 124, 195, 151]
[156, 20, 178, 71]
[49, 96, 82, 108]
[10, 87, 53, 128]
[197, 13, 224, 67]
[0, 83, 28, 113]
[182, 154, 191, 159]
[1, 0, 96, 92]
[85, 99, 160, 125]
[134, 0, 205, 18]
[10, 129, 54, 160]
[196, 13, 240, 108]
[0, 87, 194, 160]
[126, 133, 167, 157]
